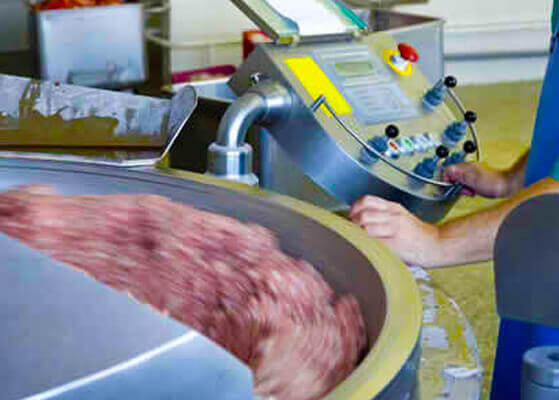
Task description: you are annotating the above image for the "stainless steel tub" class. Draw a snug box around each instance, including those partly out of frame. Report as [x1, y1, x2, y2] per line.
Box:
[0, 159, 422, 399]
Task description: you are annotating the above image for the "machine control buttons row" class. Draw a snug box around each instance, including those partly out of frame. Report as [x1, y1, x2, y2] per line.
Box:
[409, 133, 438, 152]
[386, 139, 400, 159]
[361, 131, 439, 163]
[396, 137, 415, 155]
[360, 125, 399, 164]
[361, 128, 441, 164]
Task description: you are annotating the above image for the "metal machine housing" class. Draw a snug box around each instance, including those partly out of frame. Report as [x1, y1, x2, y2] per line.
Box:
[218, 32, 470, 221]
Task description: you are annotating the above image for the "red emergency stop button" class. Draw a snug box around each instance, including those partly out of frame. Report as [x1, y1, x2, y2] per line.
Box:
[398, 43, 419, 63]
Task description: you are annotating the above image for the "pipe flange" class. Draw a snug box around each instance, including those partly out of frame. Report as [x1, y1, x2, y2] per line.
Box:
[207, 142, 259, 186]
[206, 80, 292, 186]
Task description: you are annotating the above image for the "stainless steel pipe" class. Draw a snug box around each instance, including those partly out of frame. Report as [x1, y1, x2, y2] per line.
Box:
[206, 80, 292, 186]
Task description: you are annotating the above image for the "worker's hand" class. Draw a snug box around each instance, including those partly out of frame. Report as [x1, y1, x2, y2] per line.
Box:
[443, 162, 512, 198]
[349, 196, 441, 267]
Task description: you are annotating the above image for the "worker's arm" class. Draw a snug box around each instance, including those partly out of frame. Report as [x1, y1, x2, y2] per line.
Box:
[433, 177, 559, 267]
[349, 178, 559, 268]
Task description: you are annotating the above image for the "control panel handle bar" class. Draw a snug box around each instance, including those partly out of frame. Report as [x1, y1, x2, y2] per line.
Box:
[446, 86, 481, 162]
[310, 94, 470, 196]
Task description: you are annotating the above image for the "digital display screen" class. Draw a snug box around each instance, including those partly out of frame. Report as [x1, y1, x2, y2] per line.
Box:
[334, 61, 374, 77]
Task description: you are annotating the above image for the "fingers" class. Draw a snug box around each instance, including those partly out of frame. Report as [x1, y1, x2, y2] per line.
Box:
[364, 222, 398, 238]
[349, 196, 403, 239]
[443, 163, 483, 195]
[351, 210, 398, 238]
[443, 163, 475, 184]
[350, 209, 394, 227]
[460, 187, 476, 196]
[349, 195, 400, 219]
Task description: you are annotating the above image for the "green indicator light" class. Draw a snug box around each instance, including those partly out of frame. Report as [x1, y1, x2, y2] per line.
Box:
[403, 138, 414, 149]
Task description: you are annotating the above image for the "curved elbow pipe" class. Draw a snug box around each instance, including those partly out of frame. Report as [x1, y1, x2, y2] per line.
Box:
[207, 81, 292, 186]
[216, 92, 269, 148]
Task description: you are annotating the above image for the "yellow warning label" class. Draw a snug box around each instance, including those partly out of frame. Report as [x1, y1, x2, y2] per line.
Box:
[285, 57, 353, 117]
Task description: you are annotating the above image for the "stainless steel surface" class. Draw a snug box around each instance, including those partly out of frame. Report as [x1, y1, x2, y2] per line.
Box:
[227, 33, 472, 221]
[168, 11, 446, 214]
[207, 142, 259, 185]
[309, 93, 472, 187]
[0, 160, 418, 399]
[259, 131, 347, 210]
[160, 85, 198, 159]
[230, 0, 361, 44]
[524, 347, 559, 388]
[0, 73, 169, 146]
[29, 5, 147, 88]
[0, 232, 253, 400]
[162, 92, 344, 210]
[0, 0, 28, 53]
[206, 80, 291, 185]
[0, 73, 197, 167]
[494, 194, 559, 327]
[366, 10, 444, 85]
[216, 81, 292, 148]
[216, 91, 266, 146]
[255, 12, 446, 209]
[182, 77, 236, 101]
[523, 347, 559, 400]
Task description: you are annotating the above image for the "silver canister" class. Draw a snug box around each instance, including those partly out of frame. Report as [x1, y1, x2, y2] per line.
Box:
[522, 346, 559, 400]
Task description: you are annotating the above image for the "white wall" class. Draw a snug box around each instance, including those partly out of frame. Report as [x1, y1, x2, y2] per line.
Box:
[168, 0, 554, 84]
[396, 0, 551, 27]
[395, 0, 553, 83]
[169, 0, 255, 74]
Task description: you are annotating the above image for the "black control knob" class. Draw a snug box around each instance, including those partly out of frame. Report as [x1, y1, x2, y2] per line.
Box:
[385, 125, 400, 139]
[444, 76, 457, 88]
[435, 145, 449, 159]
[464, 111, 477, 123]
[463, 140, 477, 154]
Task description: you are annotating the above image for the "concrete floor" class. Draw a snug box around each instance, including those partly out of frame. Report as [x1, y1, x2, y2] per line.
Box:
[433, 81, 542, 398]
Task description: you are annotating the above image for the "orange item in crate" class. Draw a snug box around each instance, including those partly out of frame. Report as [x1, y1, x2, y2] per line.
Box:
[32, 0, 122, 10]
[243, 30, 272, 60]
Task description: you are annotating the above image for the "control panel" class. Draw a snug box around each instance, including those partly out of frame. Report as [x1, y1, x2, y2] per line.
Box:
[290, 36, 475, 188]
[229, 31, 480, 221]
[313, 46, 420, 125]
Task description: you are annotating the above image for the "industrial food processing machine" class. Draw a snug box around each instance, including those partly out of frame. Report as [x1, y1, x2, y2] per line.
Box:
[0, 159, 421, 400]
[0, 72, 423, 399]
[205, 0, 479, 222]
[0, 2, 479, 396]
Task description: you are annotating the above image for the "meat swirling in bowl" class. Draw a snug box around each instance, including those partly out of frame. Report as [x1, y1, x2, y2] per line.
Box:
[0, 185, 367, 400]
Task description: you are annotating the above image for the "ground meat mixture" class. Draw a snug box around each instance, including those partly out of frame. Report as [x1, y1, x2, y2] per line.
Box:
[0, 185, 367, 400]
